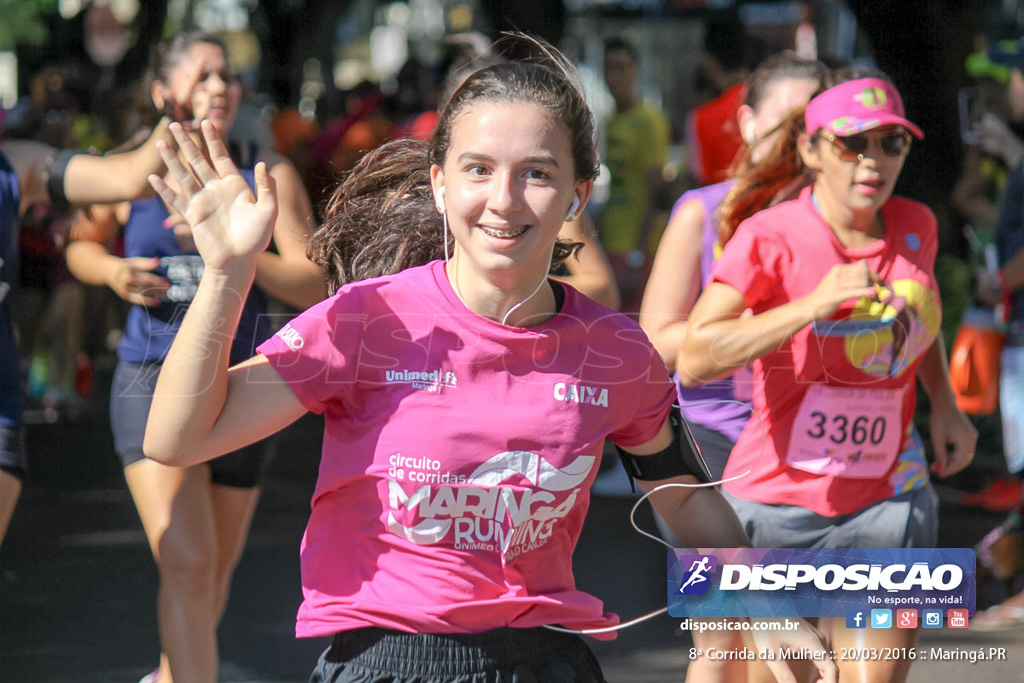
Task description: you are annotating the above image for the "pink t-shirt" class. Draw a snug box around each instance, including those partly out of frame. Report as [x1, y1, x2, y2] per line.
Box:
[713, 186, 941, 516]
[258, 260, 675, 638]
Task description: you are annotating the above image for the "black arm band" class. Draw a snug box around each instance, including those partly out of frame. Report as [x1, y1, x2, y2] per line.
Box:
[614, 404, 712, 492]
[45, 148, 79, 212]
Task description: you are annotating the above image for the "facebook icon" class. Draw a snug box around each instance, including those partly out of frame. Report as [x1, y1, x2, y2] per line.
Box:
[846, 609, 866, 629]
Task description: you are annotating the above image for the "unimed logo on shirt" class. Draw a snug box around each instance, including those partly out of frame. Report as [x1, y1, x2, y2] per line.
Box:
[386, 368, 458, 392]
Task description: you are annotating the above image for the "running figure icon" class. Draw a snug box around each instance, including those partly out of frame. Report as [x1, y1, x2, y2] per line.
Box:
[679, 556, 713, 593]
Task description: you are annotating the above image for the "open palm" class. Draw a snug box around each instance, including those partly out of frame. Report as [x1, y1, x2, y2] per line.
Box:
[148, 121, 278, 271]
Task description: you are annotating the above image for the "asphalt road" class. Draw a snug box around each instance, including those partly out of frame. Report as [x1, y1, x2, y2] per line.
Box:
[1, 366, 1023, 682]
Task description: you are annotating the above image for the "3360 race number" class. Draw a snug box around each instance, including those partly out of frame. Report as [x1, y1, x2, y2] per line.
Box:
[805, 412, 887, 445]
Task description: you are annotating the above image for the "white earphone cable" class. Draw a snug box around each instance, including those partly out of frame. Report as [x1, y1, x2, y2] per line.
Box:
[442, 200, 552, 327]
[543, 399, 767, 634]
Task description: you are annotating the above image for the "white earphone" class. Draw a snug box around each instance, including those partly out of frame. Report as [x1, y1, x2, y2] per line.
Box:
[744, 121, 756, 145]
[437, 187, 446, 214]
[566, 196, 580, 221]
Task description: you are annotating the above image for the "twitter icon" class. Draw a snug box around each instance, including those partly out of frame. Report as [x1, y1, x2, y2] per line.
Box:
[870, 609, 892, 629]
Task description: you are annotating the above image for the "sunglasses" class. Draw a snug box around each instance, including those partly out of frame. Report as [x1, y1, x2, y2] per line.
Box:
[820, 131, 912, 162]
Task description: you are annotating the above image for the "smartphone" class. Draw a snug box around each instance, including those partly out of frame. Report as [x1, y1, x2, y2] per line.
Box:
[959, 87, 983, 145]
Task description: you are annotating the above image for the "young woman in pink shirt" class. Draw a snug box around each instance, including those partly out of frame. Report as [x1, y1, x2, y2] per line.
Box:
[142, 38, 835, 683]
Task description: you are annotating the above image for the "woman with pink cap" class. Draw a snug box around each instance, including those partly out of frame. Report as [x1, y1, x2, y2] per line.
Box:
[678, 68, 977, 682]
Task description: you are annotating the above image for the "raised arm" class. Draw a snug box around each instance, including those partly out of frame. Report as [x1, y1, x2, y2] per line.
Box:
[3, 119, 172, 210]
[142, 121, 306, 466]
[63, 118, 173, 203]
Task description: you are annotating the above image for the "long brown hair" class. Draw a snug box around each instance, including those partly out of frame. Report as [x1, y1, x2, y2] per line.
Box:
[308, 138, 441, 293]
[717, 107, 813, 245]
[717, 53, 831, 245]
[308, 35, 595, 295]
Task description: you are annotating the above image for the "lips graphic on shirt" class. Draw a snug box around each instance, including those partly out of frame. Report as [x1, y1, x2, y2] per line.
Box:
[467, 451, 595, 490]
[386, 452, 596, 545]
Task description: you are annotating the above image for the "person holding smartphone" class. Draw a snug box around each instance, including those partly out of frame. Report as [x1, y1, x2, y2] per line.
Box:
[65, 30, 323, 683]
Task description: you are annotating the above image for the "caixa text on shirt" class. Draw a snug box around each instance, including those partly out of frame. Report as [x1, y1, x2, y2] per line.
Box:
[667, 547, 976, 618]
[553, 382, 608, 407]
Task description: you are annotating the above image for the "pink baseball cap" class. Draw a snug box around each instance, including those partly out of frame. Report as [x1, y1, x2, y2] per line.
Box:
[804, 77, 923, 140]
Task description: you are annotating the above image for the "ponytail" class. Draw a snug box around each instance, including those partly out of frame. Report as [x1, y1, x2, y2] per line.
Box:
[718, 107, 813, 246]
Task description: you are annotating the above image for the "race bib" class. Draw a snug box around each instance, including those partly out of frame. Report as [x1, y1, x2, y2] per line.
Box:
[787, 384, 905, 478]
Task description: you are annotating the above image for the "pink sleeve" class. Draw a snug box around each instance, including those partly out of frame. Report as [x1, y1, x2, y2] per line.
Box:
[710, 219, 782, 310]
[607, 342, 676, 448]
[257, 293, 365, 414]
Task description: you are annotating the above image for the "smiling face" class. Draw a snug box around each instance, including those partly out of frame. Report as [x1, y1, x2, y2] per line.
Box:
[430, 101, 590, 293]
[153, 41, 240, 134]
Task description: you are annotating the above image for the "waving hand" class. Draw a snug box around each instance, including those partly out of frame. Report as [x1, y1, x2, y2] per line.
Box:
[148, 120, 278, 272]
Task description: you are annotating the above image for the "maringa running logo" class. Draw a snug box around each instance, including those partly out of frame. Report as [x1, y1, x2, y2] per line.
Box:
[387, 451, 595, 558]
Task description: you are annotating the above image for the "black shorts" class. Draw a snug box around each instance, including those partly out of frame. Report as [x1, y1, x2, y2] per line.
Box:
[110, 361, 271, 489]
[0, 422, 27, 481]
[310, 627, 607, 683]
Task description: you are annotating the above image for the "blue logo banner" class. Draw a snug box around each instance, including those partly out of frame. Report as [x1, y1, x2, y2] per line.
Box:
[667, 548, 975, 618]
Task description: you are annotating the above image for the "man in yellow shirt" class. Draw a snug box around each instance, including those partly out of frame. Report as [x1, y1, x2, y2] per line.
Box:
[601, 38, 671, 315]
